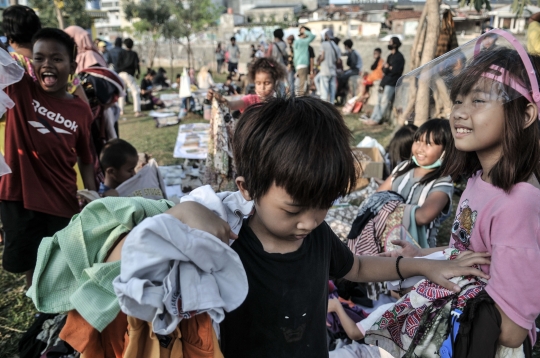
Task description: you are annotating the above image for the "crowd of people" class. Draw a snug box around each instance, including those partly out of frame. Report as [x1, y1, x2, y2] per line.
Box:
[0, 3, 539, 358]
[210, 27, 407, 126]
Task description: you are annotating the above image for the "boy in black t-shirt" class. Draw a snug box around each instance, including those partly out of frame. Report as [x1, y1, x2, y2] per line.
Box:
[172, 96, 490, 357]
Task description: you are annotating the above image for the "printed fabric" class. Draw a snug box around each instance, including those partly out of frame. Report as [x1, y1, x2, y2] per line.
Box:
[364, 248, 487, 358]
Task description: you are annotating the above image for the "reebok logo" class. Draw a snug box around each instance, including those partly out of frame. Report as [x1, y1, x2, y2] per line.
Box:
[32, 100, 78, 134]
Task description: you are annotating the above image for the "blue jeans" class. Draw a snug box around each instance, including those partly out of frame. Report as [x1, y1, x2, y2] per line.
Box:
[319, 75, 337, 103]
[287, 69, 295, 95]
[370, 85, 395, 123]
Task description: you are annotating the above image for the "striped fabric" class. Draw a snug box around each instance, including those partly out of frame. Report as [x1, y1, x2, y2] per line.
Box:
[347, 200, 402, 256]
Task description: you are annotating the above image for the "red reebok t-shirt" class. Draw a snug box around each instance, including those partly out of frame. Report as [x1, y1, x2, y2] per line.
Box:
[0, 73, 93, 218]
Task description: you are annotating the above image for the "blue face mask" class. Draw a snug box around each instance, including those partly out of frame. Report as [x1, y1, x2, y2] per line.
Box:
[412, 156, 442, 169]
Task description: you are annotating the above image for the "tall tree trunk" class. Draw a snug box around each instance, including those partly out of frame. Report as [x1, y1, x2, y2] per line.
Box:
[149, 37, 159, 69]
[413, 0, 440, 126]
[187, 38, 192, 69]
[54, 2, 66, 29]
[169, 39, 174, 80]
[410, 5, 428, 70]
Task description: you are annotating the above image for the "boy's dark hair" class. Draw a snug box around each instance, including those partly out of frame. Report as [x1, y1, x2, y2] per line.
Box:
[226, 75, 233, 81]
[374, 47, 382, 53]
[32, 28, 76, 62]
[3, 5, 41, 44]
[391, 36, 402, 48]
[100, 139, 138, 171]
[303, 26, 311, 32]
[233, 96, 358, 209]
[395, 119, 451, 185]
[386, 124, 418, 170]
[114, 37, 122, 47]
[274, 29, 284, 40]
[176, 74, 181, 78]
[248, 57, 287, 82]
[344, 39, 353, 49]
[146, 69, 156, 76]
[231, 37, 236, 42]
[123, 38, 134, 49]
[444, 48, 540, 192]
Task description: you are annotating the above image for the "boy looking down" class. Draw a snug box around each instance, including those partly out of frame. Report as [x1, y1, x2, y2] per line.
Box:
[169, 96, 490, 357]
[98, 138, 138, 197]
[0, 28, 95, 287]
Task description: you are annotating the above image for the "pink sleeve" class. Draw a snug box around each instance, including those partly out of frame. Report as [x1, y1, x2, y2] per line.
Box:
[484, 195, 540, 333]
[242, 94, 260, 109]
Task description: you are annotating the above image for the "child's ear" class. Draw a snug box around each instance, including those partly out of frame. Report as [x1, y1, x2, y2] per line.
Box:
[69, 61, 77, 76]
[524, 103, 538, 129]
[235, 176, 252, 201]
[106, 167, 117, 180]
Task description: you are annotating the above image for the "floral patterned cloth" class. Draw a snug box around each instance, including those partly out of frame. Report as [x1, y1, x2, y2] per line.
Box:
[365, 248, 487, 358]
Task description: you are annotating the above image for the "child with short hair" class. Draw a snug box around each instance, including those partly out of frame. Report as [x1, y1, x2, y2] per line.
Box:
[207, 57, 286, 111]
[171, 96, 489, 357]
[0, 28, 96, 287]
[98, 138, 138, 197]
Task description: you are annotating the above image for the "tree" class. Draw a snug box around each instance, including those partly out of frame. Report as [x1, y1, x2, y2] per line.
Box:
[124, 0, 172, 68]
[166, 0, 222, 68]
[162, 18, 183, 80]
[32, 0, 91, 29]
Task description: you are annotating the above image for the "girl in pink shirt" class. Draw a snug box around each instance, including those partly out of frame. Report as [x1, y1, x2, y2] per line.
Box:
[372, 31, 540, 356]
[207, 57, 286, 112]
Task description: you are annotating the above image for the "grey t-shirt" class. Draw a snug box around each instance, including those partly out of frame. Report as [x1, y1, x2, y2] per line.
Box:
[391, 162, 454, 247]
[319, 41, 341, 77]
[226, 44, 240, 64]
[270, 41, 288, 66]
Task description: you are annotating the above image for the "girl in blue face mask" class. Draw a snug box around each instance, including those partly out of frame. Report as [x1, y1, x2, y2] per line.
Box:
[377, 118, 453, 247]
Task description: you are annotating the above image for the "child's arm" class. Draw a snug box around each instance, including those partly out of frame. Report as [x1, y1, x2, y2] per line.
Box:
[78, 159, 97, 191]
[344, 252, 490, 293]
[376, 176, 392, 191]
[166, 201, 237, 244]
[207, 89, 246, 111]
[414, 191, 449, 226]
[328, 298, 364, 340]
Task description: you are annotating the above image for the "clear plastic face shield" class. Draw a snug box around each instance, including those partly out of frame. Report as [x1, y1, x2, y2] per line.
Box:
[394, 29, 540, 123]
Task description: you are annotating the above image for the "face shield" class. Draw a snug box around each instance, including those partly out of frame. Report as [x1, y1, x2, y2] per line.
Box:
[394, 29, 540, 123]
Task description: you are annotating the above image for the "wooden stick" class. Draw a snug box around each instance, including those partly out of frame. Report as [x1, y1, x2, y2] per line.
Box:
[0, 324, 25, 333]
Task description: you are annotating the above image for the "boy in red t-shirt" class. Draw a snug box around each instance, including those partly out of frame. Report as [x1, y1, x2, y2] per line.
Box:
[0, 28, 96, 287]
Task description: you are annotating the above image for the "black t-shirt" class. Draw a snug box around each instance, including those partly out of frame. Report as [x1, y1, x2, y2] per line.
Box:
[116, 50, 140, 76]
[220, 220, 355, 358]
[309, 46, 315, 72]
[380, 50, 405, 88]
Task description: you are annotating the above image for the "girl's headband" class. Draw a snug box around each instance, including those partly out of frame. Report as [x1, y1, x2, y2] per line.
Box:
[475, 29, 540, 119]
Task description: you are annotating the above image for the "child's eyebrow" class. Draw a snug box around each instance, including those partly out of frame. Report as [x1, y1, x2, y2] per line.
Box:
[284, 202, 304, 207]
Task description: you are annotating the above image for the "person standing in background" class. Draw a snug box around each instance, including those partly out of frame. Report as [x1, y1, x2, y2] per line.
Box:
[107, 37, 124, 72]
[116, 38, 141, 117]
[98, 41, 110, 64]
[362, 36, 404, 126]
[337, 39, 362, 102]
[227, 37, 240, 74]
[216, 42, 225, 74]
[266, 28, 288, 67]
[317, 29, 341, 103]
[293, 26, 315, 96]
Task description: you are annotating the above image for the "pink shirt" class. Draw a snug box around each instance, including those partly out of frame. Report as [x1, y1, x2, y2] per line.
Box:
[241, 94, 260, 112]
[449, 172, 540, 343]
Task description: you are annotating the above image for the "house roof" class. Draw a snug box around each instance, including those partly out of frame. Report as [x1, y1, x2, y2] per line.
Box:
[387, 10, 423, 21]
[250, 4, 301, 10]
[488, 4, 540, 16]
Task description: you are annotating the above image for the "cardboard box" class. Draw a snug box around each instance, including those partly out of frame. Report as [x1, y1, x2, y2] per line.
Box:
[352, 147, 385, 180]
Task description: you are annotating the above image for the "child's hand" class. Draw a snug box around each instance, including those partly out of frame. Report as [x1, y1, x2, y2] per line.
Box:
[166, 201, 238, 245]
[379, 240, 422, 258]
[327, 298, 341, 313]
[420, 252, 491, 293]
